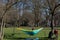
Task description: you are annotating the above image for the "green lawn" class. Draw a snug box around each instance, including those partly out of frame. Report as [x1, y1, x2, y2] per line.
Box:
[4, 27, 60, 40]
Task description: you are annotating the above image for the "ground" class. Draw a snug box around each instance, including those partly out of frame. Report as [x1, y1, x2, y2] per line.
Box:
[3, 27, 60, 40]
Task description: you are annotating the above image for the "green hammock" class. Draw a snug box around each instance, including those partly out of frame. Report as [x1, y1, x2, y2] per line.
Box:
[17, 28, 43, 36]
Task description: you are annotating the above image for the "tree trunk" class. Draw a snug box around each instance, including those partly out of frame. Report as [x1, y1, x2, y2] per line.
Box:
[36, 23, 38, 27]
[50, 11, 55, 30]
[0, 19, 4, 40]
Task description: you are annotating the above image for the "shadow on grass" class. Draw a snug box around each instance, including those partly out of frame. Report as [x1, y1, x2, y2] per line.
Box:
[4, 34, 26, 40]
[4, 37, 48, 40]
[4, 34, 48, 40]
[39, 37, 48, 40]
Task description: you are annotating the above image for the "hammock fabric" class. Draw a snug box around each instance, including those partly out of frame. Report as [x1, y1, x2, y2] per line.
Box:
[17, 28, 43, 36]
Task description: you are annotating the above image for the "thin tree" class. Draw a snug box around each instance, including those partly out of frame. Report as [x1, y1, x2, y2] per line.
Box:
[46, 0, 60, 30]
[46, 0, 60, 39]
[32, 0, 40, 27]
[0, 0, 21, 40]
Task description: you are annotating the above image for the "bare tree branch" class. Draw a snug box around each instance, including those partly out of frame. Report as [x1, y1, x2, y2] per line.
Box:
[0, 0, 21, 40]
[2, 0, 21, 18]
[46, 0, 52, 10]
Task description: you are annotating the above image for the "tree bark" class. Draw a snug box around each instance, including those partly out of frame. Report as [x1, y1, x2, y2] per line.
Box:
[0, 19, 4, 40]
[50, 12, 54, 30]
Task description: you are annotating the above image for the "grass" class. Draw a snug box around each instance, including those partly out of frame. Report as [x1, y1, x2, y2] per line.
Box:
[3, 27, 60, 40]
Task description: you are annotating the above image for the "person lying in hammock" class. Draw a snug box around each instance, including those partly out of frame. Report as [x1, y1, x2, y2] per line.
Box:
[17, 27, 43, 36]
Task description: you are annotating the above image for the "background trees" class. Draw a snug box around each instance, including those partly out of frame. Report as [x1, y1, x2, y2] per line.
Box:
[0, 0, 60, 40]
[0, 0, 60, 27]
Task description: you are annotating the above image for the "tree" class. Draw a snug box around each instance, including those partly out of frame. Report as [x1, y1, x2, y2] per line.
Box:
[46, 0, 60, 30]
[0, 0, 21, 40]
[32, 0, 41, 27]
[46, 0, 60, 39]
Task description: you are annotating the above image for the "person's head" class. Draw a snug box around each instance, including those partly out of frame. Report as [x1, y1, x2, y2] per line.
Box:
[32, 27, 35, 30]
